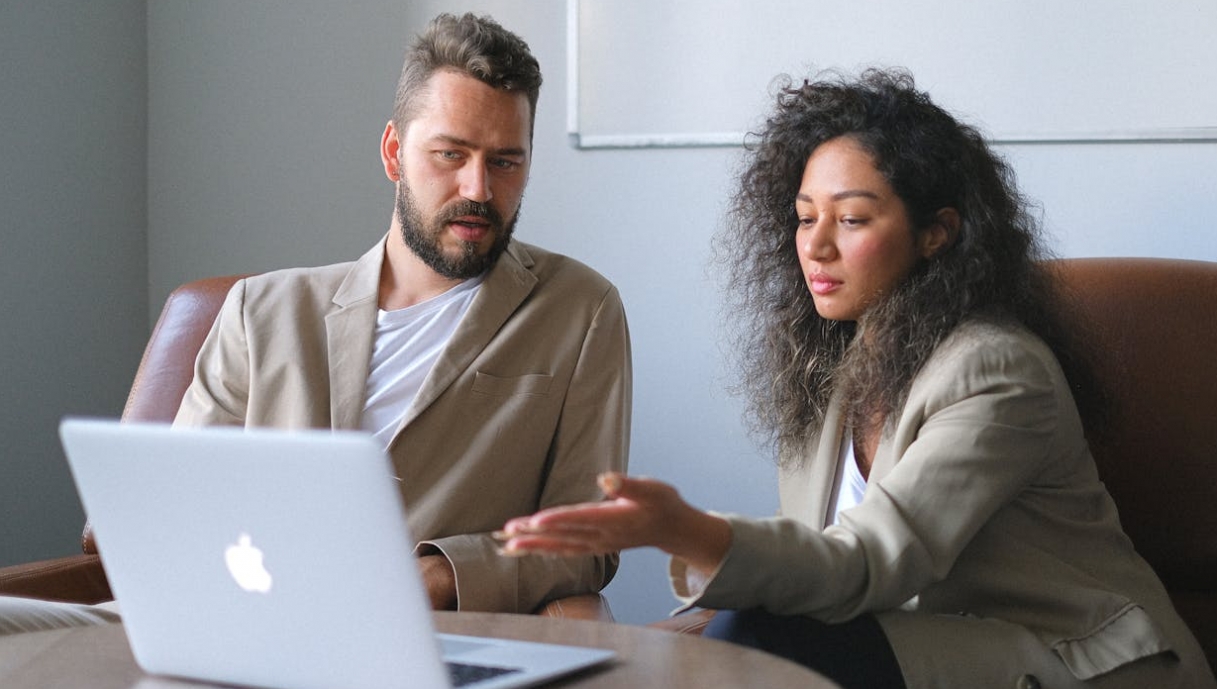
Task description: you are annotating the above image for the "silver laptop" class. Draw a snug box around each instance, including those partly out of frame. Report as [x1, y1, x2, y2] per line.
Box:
[59, 418, 614, 689]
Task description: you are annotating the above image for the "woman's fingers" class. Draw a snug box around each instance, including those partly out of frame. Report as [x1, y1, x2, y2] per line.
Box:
[496, 521, 619, 557]
[597, 473, 676, 504]
[497, 532, 606, 557]
[503, 501, 629, 536]
[497, 502, 651, 555]
[497, 474, 693, 556]
[597, 471, 623, 497]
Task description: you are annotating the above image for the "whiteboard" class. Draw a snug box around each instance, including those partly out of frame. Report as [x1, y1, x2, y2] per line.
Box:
[567, 0, 1217, 148]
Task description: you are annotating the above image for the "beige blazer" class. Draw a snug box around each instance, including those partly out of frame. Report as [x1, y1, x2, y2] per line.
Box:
[676, 320, 1214, 688]
[177, 237, 632, 613]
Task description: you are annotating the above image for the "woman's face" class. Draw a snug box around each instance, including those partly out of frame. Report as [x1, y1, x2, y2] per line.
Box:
[794, 137, 935, 322]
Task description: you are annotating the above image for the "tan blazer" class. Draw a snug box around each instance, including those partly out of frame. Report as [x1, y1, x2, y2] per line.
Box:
[676, 320, 1214, 688]
[176, 237, 632, 613]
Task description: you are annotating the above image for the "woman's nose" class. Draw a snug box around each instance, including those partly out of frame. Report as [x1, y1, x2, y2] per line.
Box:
[799, 225, 834, 262]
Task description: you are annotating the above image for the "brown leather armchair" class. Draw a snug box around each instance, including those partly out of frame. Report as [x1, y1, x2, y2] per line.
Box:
[650, 257, 1217, 669]
[0, 274, 613, 621]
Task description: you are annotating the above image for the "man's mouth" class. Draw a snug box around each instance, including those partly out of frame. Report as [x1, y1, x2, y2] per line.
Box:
[448, 217, 491, 242]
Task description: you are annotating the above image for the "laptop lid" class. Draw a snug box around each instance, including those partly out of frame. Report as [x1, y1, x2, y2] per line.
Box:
[59, 418, 613, 689]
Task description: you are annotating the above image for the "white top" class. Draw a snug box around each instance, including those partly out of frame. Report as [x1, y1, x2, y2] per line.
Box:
[360, 276, 483, 448]
[828, 434, 868, 525]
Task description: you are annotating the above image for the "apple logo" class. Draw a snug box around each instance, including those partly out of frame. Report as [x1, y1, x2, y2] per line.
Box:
[224, 533, 273, 594]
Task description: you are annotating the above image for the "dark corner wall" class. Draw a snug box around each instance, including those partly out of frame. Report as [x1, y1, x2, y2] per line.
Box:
[1, 1, 149, 566]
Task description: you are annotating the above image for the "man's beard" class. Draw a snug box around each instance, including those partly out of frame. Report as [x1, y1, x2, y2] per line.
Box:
[396, 182, 517, 280]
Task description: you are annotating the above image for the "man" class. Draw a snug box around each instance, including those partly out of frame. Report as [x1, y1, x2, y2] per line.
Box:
[173, 12, 631, 614]
[0, 12, 629, 631]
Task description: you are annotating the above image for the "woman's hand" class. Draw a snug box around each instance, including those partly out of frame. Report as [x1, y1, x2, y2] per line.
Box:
[497, 472, 732, 576]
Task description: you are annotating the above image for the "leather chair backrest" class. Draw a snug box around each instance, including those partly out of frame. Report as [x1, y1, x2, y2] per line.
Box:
[81, 274, 246, 554]
[1050, 257, 1217, 663]
[121, 275, 247, 424]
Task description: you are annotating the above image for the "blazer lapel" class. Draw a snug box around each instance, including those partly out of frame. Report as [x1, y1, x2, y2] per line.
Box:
[326, 239, 384, 430]
[393, 241, 537, 432]
[868, 419, 900, 483]
[780, 389, 848, 529]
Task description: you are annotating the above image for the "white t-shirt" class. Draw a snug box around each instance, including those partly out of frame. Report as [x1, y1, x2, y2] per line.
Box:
[828, 434, 869, 525]
[360, 276, 483, 448]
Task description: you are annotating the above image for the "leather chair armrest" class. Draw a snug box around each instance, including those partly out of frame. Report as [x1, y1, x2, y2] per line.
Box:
[647, 608, 717, 635]
[534, 593, 615, 622]
[0, 554, 112, 605]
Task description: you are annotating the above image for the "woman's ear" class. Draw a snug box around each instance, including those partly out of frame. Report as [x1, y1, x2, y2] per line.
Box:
[919, 208, 961, 258]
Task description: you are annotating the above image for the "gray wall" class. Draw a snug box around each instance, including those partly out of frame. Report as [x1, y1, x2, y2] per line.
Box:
[5, 0, 1215, 626]
[146, 0, 404, 309]
[1, 2, 148, 566]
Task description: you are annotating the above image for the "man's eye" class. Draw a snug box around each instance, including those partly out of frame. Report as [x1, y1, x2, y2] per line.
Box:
[491, 158, 520, 170]
[438, 150, 461, 160]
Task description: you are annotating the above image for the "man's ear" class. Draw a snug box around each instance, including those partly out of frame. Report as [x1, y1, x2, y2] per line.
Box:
[380, 120, 401, 181]
[919, 207, 961, 258]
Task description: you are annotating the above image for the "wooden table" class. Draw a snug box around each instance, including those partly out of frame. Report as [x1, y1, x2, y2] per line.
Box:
[0, 611, 842, 688]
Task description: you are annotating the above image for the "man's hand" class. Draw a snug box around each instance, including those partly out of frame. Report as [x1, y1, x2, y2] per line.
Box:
[418, 552, 457, 610]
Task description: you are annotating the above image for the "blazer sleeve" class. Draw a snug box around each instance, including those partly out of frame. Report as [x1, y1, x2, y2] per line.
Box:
[422, 285, 632, 613]
[174, 280, 250, 427]
[679, 326, 1063, 621]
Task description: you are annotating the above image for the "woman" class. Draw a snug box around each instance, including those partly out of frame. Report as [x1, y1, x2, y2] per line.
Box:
[500, 70, 1215, 688]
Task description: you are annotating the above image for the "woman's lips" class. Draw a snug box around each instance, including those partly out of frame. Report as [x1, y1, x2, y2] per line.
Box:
[808, 273, 841, 295]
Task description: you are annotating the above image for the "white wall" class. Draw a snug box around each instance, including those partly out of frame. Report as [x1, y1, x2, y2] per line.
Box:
[146, 0, 1215, 625]
[0, 1, 148, 566]
[573, 0, 1217, 144]
[1003, 144, 1217, 260]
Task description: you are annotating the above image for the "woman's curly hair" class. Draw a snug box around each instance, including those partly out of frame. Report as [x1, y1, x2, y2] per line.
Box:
[716, 68, 1095, 464]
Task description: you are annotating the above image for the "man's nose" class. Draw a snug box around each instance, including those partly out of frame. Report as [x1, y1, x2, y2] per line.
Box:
[458, 162, 492, 203]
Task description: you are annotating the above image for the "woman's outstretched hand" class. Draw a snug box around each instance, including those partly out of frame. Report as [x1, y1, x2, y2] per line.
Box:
[497, 472, 732, 576]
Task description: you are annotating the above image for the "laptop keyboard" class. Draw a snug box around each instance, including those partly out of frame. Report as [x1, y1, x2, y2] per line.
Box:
[446, 660, 522, 687]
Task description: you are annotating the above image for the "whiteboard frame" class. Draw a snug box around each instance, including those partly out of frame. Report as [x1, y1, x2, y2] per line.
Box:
[565, 0, 1217, 149]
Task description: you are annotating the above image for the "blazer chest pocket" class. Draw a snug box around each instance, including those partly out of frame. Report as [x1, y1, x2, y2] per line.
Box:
[472, 372, 553, 398]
